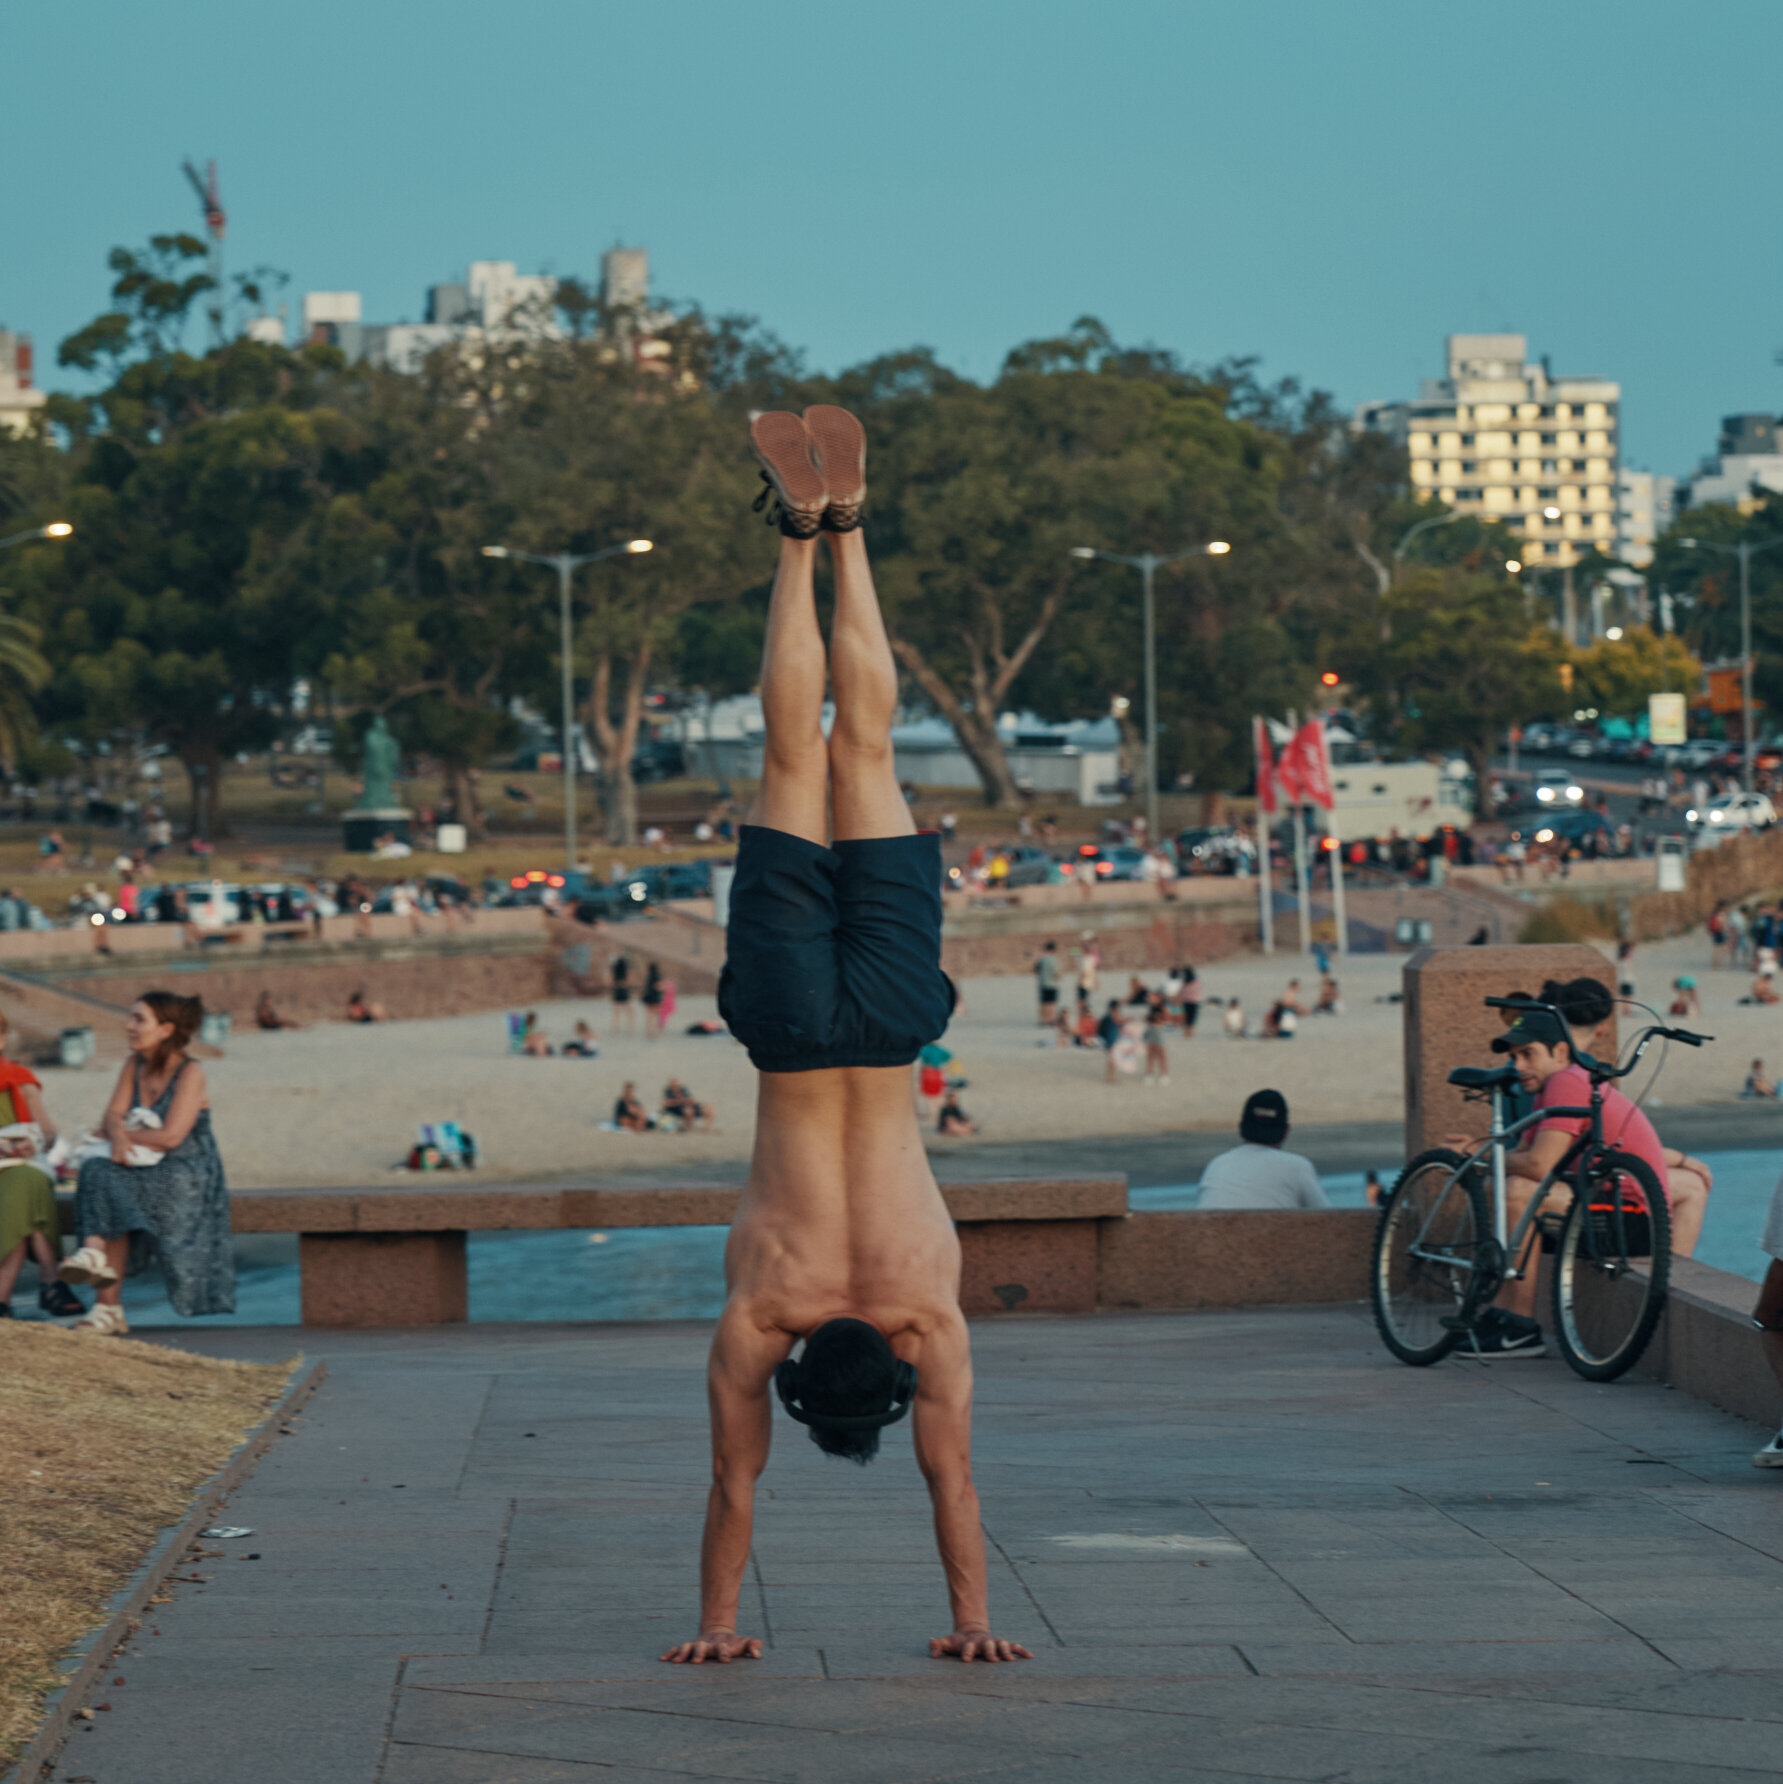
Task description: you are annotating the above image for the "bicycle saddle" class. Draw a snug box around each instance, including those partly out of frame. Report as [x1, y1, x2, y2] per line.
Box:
[1448, 1064, 1521, 1091]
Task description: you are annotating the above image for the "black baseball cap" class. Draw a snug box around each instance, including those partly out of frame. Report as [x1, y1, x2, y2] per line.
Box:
[1240, 1089, 1289, 1144]
[1490, 1007, 1570, 1053]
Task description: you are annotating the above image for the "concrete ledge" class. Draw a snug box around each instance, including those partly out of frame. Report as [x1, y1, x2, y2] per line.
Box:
[1096, 1209, 1375, 1310]
[228, 1175, 1128, 1234]
[1639, 1255, 1782, 1427]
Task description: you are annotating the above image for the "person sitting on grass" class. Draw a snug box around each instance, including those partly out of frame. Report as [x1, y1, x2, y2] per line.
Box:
[1744, 1058, 1779, 1100]
[661, 1078, 713, 1132]
[0, 1010, 79, 1319]
[613, 1082, 653, 1133]
[936, 1091, 978, 1136]
[59, 992, 233, 1336]
[1447, 978, 1711, 1360]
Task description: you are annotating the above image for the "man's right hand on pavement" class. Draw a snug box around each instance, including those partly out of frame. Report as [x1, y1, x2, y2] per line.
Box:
[660, 1629, 762, 1665]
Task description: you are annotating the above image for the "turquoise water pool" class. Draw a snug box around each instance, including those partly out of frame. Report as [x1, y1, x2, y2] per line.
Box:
[38, 1149, 1783, 1329]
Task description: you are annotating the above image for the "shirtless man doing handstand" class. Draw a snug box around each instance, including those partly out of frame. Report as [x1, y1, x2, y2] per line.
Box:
[660, 406, 1031, 1667]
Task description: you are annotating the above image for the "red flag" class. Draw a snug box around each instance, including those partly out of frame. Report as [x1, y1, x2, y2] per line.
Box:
[1288, 719, 1335, 811]
[1253, 718, 1278, 815]
[1274, 723, 1308, 805]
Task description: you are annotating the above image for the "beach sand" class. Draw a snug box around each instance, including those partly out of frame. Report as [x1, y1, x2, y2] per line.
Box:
[28, 931, 1767, 1189]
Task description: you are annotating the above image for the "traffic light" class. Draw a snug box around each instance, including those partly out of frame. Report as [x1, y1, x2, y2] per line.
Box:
[1319, 670, 1340, 687]
[1558, 662, 1575, 694]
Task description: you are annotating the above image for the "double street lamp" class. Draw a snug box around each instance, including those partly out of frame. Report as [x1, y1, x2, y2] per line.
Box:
[482, 538, 654, 873]
[1069, 541, 1232, 842]
[1678, 533, 1783, 794]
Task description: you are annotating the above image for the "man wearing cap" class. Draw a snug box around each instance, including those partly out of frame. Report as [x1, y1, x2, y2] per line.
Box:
[1448, 979, 1709, 1358]
[1197, 1090, 1330, 1210]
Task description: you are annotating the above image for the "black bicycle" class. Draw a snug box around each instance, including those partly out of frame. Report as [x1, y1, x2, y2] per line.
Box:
[1372, 998, 1711, 1381]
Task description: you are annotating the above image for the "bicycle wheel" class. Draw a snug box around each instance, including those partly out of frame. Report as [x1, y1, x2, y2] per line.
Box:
[1372, 1149, 1493, 1365]
[1552, 1148, 1671, 1382]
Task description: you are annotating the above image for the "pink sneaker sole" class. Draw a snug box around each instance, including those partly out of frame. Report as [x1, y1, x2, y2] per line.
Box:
[748, 412, 826, 517]
[802, 404, 866, 509]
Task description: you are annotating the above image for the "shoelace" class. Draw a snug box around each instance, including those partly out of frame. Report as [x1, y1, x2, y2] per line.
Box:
[751, 472, 823, 539]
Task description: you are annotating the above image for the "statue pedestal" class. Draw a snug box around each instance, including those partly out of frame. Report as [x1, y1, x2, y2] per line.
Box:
[342, 808, 414, 854]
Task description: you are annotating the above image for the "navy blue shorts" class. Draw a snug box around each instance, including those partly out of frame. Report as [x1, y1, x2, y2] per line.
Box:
[719, 825, 955, 1072]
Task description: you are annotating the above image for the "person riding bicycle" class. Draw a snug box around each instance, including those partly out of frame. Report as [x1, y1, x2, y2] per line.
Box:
[1449, 978, 1708, 1358]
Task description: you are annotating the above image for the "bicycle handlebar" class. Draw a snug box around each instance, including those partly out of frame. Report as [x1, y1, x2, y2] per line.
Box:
[1480, 996, 1712, 1075]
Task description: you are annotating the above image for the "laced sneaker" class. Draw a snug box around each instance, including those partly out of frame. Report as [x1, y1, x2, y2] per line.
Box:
[1753, 1430, 1783, 1469]
[1467, 1308, 1547, 1359]
[802, 404, 867, 532]
[748, 412, 827, 539]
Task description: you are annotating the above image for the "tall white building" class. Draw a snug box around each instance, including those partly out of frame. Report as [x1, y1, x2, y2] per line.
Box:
[1684, 414, 1783, 513]
[1616, 469, 1674, 568]
[300, 249, 661, 373]
[1357, 334, 1620, 568]
[0, 332, 48, 438]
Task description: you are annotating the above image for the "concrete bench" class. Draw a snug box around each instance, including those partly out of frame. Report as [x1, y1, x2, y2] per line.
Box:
[227, 1176, 1133, 1326]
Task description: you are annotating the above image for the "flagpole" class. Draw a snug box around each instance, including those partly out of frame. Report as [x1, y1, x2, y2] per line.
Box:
[1287, 708, 1311, 956]
[1253, 716, 1274, 956]
[1330, 831, 1348, 958]
[1292, 803, 1312, 956]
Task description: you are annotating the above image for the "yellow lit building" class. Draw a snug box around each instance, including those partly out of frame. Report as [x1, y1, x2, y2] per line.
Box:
[1358, 334, 1620, 568]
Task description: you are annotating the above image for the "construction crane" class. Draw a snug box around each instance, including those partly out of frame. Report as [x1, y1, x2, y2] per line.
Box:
[181, 158, 227, 344]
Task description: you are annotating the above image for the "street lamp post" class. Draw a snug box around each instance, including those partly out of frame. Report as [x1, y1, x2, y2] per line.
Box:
[1679, 534, 1783, 794]
[1070, 541, 1231, 843]
[0, 522, 73, 552]
[482, 538, 654, 873]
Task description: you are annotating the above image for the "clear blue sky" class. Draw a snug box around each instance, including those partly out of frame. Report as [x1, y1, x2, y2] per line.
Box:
[5, 0, 1772, 475]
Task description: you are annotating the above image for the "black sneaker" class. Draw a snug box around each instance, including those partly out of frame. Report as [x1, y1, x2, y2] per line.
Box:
[39, 1280, 84, 1318]
[1467, 1309, 1547, 1359]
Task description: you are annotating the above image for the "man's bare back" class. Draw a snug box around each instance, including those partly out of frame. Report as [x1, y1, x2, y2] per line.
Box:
[660, 408, 1030, 1667]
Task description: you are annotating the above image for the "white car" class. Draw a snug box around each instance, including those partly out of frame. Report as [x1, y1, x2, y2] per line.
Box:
[1687, 791, 1776, 834]
[1532, 769, 1584, 806]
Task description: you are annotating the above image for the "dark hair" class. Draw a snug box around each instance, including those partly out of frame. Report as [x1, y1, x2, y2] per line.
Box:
[138, 990, 203, 1070]
[1538, 976, 1614, 1031]
[778, 1318, 908, 1466]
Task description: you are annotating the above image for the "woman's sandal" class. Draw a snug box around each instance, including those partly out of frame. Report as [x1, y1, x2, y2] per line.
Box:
[58, 1244, 120, 1287]
[73, 1302, 129, 1336]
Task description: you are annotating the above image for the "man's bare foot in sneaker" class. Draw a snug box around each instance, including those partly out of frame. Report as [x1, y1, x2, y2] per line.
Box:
[803, 403, 866, 531]
[749, 412, 827, 538]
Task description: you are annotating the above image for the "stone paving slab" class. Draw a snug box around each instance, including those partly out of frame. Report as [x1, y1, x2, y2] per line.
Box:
[42, 1308, 1783, 1784]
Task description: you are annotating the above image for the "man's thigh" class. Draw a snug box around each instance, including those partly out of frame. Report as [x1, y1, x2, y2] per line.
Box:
[1755, 1260, 1783, 1329]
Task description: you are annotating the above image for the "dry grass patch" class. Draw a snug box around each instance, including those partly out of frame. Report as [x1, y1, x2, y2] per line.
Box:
[0, 1325, 296, 1767]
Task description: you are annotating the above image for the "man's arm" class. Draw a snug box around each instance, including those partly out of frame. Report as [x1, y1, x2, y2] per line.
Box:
[910, 1313, 1033, 1663]
[1505, 1127, 1571, 1183]
[661, 1305, 789, 1664]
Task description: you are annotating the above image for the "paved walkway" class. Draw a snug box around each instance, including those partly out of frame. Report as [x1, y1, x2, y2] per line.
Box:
[55, 1309, 1783, 1783]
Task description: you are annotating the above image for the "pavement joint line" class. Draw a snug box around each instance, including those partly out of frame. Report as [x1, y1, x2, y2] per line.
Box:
[1404, 1486, 1687, 1669]
[1188, 1497, 1352, 1645]
[452, 1372, 500, 1499]
[982, 1527, 1064, 1649]
[8, 1355, 328, 1784]
[370, 1653, 409, 1784]
[479, 1498, 517, 1655]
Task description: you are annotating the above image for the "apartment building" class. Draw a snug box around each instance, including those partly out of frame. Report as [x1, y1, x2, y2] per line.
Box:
[0, 332, 48, 438]
[1358, 334, 1620, 567]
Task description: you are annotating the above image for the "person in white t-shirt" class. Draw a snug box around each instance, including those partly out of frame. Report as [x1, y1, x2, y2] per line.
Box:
[1196, 1091, 1329, 1211]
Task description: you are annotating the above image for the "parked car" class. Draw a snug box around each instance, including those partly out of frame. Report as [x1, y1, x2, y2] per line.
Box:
[1175, 825, 1248, 874]
[993, 845, 1057, 888]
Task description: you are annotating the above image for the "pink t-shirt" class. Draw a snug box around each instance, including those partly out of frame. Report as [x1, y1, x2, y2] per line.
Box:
[1534, 1063, 1670, 1203]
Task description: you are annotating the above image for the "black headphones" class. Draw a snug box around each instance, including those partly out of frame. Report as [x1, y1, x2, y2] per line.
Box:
[774, 1356, 918, 1431]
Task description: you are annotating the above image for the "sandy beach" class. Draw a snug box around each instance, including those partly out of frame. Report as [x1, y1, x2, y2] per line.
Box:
[27, 931, 1775, 1190]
